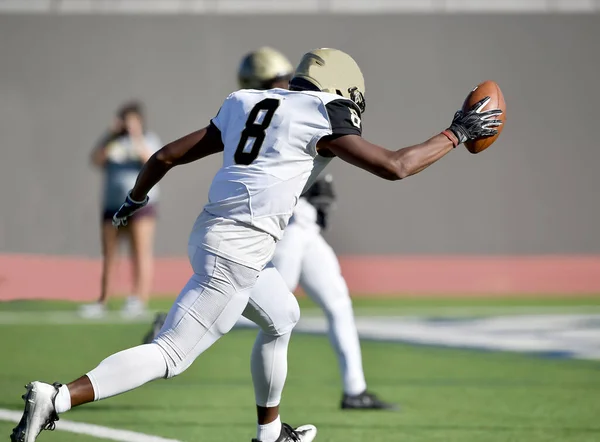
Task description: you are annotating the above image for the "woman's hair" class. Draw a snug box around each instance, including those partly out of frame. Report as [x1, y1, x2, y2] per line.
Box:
[117, 100, 144, 122]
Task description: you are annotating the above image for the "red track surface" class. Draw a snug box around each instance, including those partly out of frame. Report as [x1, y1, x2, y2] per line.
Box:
[0, 254, 599, 301]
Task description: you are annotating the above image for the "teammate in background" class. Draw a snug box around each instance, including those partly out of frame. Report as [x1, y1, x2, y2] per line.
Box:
[239, 48, 396, 410]
[144, 47, 395, 410]
[82, 102, 160, 318]
[12, 48, 502, 442]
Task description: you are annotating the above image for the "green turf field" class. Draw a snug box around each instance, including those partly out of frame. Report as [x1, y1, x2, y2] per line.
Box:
[3, 295, 600, 315]
[1, 298, 599, 442]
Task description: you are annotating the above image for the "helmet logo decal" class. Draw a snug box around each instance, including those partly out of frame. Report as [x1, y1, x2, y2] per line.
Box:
[349, 87, 366, 113]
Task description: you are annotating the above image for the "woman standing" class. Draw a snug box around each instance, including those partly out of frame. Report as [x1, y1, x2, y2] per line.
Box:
[81, 102, 161, 318]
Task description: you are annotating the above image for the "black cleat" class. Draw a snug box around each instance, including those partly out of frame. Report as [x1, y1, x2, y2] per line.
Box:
[11, 382, 60, 442]
[252, 423, 317, 442]
[341, 390, 398, 411]
[142, 312, 168, 344]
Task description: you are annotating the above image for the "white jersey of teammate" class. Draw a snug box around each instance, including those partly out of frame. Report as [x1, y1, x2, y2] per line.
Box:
[269, 190, 368, 396]
[193, 88, 362, 270]
[288, 197, 321, 232]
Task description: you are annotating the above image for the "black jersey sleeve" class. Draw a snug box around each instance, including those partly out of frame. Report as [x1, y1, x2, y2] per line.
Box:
[325, 99, 363, 138]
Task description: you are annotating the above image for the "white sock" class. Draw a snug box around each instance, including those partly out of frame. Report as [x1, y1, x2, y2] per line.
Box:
[54, 384, 71, 414]
[256, 415, 281, 442]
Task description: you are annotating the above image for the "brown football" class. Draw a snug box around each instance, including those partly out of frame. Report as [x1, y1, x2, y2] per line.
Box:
[462, 80, 506, 154]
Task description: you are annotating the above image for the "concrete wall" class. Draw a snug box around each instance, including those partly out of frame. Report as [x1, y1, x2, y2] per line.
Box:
[0, 15, 598, 257]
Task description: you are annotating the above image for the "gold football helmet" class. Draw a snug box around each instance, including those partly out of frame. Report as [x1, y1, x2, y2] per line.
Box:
[238, 47, 294, 90]
[290, 48, 366, 113]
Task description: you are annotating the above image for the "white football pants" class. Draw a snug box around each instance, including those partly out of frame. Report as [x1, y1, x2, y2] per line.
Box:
[86, 219, 299, 409]
[271, 223, 367, 396]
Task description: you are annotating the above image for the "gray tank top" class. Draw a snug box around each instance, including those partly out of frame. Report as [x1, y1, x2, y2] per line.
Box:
[101, 132, 161, 210]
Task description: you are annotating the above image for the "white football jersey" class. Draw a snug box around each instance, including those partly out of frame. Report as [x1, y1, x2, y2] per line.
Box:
[204, 88, 362, 240]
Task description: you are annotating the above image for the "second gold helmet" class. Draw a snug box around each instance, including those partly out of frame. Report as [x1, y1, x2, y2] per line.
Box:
[238, 47, 294, 90]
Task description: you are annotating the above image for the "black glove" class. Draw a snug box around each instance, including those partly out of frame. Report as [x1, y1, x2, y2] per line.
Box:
[448, 97, 503, 145]
[112, 191, 149, 227]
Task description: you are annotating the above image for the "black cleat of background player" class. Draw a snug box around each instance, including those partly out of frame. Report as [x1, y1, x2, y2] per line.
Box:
[341, 390, 398, 411]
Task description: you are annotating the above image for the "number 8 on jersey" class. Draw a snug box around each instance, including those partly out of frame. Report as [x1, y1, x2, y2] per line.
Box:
[235, 98, 281, 165]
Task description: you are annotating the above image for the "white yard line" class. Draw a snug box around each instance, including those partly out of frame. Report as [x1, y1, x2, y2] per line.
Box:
[1, 310, 599, 361]
[2, 305, 600, 325]
[351, 305, 600, 317]
[236, 314, 600, 361]
[0, 409, 182, 442]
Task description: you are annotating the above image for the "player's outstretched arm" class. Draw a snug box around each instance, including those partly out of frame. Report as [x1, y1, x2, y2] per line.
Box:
[129, 124, 224, 201]
[320, 133, 453, 181]
[321, 97, 502, 181]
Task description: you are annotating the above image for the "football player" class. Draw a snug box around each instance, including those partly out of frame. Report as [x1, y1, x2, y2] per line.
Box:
[12, 48, 502, 442]
[144, 47, 395, 410]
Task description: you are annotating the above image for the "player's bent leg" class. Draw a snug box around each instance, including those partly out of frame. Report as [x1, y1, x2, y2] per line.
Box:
[86, 344, 168, 399]
[300, 234, 396, 410]
[244, 264, 300, 408]
[154, 247, 257, 377]
[243, 265, 316, 442]
[12, 248, 258, 442]
[244, 264, 300, 341]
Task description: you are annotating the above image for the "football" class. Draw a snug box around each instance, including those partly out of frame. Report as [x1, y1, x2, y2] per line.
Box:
[463, 80, 506, 154]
